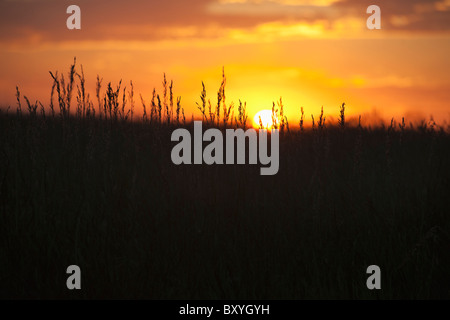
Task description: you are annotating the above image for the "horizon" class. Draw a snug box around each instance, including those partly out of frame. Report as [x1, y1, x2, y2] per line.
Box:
[1, 0, 450, 300]
[0, 0, 449, 126]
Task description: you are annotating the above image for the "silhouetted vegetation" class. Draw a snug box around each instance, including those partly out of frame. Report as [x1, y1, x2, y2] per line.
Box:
[0, 60, 449, 299]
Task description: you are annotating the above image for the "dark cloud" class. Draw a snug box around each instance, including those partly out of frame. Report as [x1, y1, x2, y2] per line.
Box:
[0, 0, 206, 42]
[0, 0, 449, 44]
[335, 0, 450, 31]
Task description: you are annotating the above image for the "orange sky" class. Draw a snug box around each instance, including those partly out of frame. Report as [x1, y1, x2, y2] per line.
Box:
[1, 0, 450, 125]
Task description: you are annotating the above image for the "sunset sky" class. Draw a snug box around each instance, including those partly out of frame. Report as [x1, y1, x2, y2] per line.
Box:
[1, 0, 449, 125]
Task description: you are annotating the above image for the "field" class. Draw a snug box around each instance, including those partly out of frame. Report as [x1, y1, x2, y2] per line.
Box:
[1, 61, 449, 299]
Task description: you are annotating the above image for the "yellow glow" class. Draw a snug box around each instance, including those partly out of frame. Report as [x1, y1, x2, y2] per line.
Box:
[1, 0, 449, 127]
[253, 110, 279, 129]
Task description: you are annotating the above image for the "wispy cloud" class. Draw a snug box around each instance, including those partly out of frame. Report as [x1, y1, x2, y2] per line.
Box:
[1, 0, 449, 123]
[1, 0, 450, 49]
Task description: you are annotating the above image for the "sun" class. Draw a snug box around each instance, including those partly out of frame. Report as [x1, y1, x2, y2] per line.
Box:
[253, 110, 279, 129]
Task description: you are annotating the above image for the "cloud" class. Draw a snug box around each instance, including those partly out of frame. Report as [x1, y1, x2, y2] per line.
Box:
[0, 0, 449, 49]
[335, 0, 450, 31]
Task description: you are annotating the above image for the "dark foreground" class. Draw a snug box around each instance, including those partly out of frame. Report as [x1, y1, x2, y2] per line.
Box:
[0, 113, 449, 299]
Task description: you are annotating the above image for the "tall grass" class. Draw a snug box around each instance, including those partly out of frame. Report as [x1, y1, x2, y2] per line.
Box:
[0, 60, 449, 299]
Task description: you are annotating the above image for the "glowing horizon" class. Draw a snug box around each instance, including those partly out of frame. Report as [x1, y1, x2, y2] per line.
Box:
[1, 0, 449, 126]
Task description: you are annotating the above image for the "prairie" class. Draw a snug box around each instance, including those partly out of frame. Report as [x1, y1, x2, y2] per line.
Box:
[0, 60, 449, 299]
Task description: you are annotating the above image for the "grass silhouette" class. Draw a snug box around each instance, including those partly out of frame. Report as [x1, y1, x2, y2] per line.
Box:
[0, 59, 449, 299]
